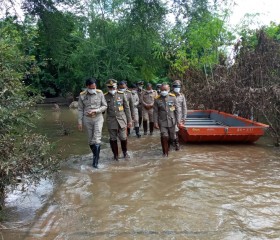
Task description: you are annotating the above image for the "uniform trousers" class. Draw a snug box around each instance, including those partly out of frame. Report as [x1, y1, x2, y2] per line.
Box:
[83, 114, 104, 145]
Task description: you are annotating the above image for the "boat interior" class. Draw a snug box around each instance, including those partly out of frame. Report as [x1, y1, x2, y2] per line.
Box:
[184, 111, 254, 127]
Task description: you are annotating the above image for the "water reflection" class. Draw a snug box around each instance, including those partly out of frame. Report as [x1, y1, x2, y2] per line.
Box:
[1, 107, 280, 240]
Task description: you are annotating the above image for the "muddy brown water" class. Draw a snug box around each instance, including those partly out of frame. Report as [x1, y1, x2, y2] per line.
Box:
[1, 107, 280, 240]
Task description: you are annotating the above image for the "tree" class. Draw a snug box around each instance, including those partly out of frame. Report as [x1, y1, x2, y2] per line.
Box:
[0, 18, 60, 212]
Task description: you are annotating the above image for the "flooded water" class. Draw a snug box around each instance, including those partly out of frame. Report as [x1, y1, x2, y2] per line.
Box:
[1, 107, 280, 240]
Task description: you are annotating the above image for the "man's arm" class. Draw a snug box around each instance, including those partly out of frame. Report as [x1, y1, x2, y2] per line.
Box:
[182, 94, 187, 120]
[77, 95, 84, 130]
[174, 98, 180, 125]
[128, 94, 135, 120]
[123, 94, 132, 127]
[153, 100, 159, 128]
[96, 92, 108, 113]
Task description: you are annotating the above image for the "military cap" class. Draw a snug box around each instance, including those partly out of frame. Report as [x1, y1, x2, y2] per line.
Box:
[118, 80, 126, 86]
[131, 84, 137, 88]
[172, 80, 182, 87]
[156, 83, 162, 88]
[137, 80, 144, 86]
[106, 79, 117, 87]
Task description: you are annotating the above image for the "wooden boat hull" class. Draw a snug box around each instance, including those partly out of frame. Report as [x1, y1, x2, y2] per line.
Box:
[179, 110, 269, 143]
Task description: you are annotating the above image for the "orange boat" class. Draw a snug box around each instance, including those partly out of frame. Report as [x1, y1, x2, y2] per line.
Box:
[178, 110, 269, 143]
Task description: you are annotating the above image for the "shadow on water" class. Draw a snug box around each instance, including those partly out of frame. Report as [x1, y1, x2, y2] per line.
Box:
[1, 106, 280, 240]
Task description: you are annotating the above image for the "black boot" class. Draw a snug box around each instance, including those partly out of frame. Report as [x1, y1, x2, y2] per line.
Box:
[93, 144, 101, 168]
[149, 122, 154, 135]
[174, 135, 180, 151]
[135, 127, 141, 138]
[127, 127, 131, 136]
[121, 139, 130, 158]
[143, 120, 148, 135]
[110, 140, 119, 161]
[160, 136, 169, 157]
[139, 114, 142, 128]
[90, 144, 96, 165]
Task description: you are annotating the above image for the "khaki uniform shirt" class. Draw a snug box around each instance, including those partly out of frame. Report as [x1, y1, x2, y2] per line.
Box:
[77, 89, 107, 125]
[153, 93, 180, 127]
[131, 91, 139, 108]
[137, 89, 143, 107]
[104, 91, 132, 129]
[142, 90, 157, 109]
[123, 90, 135, 120]
[172, 92, 187, 122]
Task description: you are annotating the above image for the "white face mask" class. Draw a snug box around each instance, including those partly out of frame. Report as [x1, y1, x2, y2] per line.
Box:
[132, 90, 137, 94]
[109, 90, 116, 95]
[161, 90, 168, 97]
[174, 88, 181, 93]
[147, 90, 153, 93]
[88, 88, 96, 94]
[138, 86, 143, 90]
[119, 88, 126, 92]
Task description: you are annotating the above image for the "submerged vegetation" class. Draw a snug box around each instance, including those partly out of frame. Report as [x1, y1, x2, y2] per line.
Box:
[0, 0, 279, 213]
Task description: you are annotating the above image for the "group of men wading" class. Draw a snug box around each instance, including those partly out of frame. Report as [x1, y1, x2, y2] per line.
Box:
[78, 78, 187, 168]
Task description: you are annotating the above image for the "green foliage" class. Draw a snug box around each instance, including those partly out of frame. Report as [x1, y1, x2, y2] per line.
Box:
[0, 19, 60, 210]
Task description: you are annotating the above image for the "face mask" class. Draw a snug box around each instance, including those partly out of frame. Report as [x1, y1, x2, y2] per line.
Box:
[119, 88, 126, 92]
[174, 88, 181, 93]
[88, 88, 96, 94]
[109, 90, 116, 95]
[147, 90, 153, 93]
[132, 90, 137, 94]
[161, 90, 168, 97]
[138, 86, 143, 90]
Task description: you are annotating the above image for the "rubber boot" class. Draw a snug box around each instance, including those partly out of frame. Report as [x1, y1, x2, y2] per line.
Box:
[149, 122, 154, 135]
[163, 136, 169, 157]
[139, 114, 142, 128]
[90, 144, 96, 165]
[121, 139, 130, 158]
[93, 144, 101, 168]
[174, 133, 180, 151]
[127, 127, 131, 136]
[160, 136, 169, 157]
[110, 140, 119, 161]
[143, 120, 148, 135]
[135, 127, 141, 138]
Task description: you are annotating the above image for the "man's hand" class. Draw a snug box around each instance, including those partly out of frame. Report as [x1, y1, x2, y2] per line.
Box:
[127, 122, 132, 128]
[78, 124, 83, 131]
[154, 123, 159, 129]
[87, 109, 96, 115]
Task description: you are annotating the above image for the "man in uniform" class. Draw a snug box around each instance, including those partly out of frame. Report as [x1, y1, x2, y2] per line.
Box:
[136, 81, 144, 128]
[131, 84, 141, 138]
[153, 83, 180, 157]
[156, 83, 162, 94]
[171, 80, 187, 150]
[104, 79, 132, 160]
[118, 81, 134, 136]
[142, 83, 157, 135]
[78, 78, 107, 168]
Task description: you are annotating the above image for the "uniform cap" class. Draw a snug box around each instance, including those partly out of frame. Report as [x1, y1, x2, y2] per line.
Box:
[118, 81, 126, 86]
[172, 80, 182, 87]
[137, 81, 144, 86]
[106, 79, 117, 87]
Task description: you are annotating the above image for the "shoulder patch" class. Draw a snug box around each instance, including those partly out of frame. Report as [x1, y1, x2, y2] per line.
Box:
[96, 89, 102, 93]
[80, 90, 87, 95]
[155, 95, 161, 99]
[104, 92, 108, 96]
[169, 93, 175, 97]
[117, 91, 124, 94]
